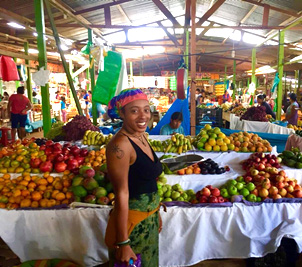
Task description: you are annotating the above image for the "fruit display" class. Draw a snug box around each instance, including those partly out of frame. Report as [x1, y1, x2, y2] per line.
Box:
[84, 148, 106, 169]
[228, 132, 272, 152]
[82, 131, 113, 146]
[241, 153, 301, 200]
[0, 172, 73, 209]
[266, 114, 275, 123]
[71, 166, 114, 205]
[279, 148, 302, 169]
[177, 158, 229, 175]
[63, 115, 100, 141]
[195, 185, 229, 203]
[32, 104, 42, 112]
[230, 105, 247, 116]
[240, 106, 268, 122]
[194, 124, 232, 152]
[157, 172, 196, 203]
[288, 124, 302, 131]
[221, 102, 232, 111]
[149, 134, 193, 154]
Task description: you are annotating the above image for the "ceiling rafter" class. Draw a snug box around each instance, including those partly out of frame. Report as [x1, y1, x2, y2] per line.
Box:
[74, 0, 133, 16]
[241, 0, 299, 17]
[151, 0, 181, 27]
[196, 0, 226, 27]
[157, 21, 180, 47]
[184, 0, 191, 27]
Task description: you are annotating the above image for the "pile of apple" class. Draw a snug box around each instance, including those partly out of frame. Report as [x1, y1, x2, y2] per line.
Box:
[33, 141, 89, 173]
[195, 185, 228, 203]
[242, 153, 302, 199]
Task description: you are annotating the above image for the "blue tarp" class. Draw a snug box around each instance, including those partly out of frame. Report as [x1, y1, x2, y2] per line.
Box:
[196, 126, 288, 153]
[149, 98, 190, 135]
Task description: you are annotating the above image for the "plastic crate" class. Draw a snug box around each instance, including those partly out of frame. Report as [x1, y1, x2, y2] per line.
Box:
[196, 108, 223, 128]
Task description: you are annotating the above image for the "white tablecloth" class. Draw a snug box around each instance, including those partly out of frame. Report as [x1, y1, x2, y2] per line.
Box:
[230, 115, 294, 135]
[1, 203, 302, 267]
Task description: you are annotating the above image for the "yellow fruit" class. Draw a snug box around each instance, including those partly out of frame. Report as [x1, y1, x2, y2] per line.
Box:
[216, 139, 224, 146]
[218, 133, 226, 139]
[213, 145, 220, 152]
[208, 138, 216, 146]
[223, 138, 231, 145]
[220, 145, 228, 152]
[205, 144, 212, 151]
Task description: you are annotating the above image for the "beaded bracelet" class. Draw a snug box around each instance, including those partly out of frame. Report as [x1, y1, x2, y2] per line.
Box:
[115, 239, 131, 248]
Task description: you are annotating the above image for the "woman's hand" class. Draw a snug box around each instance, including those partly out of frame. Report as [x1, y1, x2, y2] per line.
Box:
[115, 245, 137, 265]
[159, 212, 163, 233]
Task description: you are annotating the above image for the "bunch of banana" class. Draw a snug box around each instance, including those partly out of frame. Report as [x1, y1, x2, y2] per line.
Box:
[167, 133, 193, 154]
[149, 139, 165, 152]
[83, 131, 113, 146]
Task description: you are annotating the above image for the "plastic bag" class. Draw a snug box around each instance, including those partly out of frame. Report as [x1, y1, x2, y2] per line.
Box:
[114, 254, 141, 267]
[0, 56, 19, 81]
[92, 51, 122, 105]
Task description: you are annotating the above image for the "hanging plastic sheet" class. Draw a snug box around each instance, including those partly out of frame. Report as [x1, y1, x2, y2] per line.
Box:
[92, 51, 122, 105]
[148, 98, 190, 135]
[271, 72, 280, 112]
[81, 41, 93, 55]
[0, 56, 19, 82]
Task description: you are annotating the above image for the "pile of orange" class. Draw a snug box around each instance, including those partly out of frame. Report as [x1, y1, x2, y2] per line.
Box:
[0, 171, 74, 209]
[84, 148, 106, 169]
[228, 132, 272, 153]
[177, 164, 201, 175]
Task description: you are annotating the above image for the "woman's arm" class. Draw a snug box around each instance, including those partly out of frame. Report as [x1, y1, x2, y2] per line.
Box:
[286, 105, 296, 121]
[106, 137, 137, 264]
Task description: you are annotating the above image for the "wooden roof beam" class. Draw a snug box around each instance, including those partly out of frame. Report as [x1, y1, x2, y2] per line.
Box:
[185, 0, 191, 27]
[242, 0, 299, 17]
[74, 0, 133, 15]
[197, 21, 214, 39]
[196, 0, 226, 27]
[152, 0, 181, 27]
[157, 22, 180, 47]
[104, 6, 112, 26]
[262, 4, 270, 27]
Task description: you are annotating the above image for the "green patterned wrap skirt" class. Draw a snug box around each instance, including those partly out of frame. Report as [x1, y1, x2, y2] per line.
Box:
[109, 192, 160, 267]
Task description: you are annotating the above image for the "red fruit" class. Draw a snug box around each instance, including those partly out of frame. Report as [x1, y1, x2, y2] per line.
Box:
[53, 149, 62, 155]
[62, 147, 70, 155]
[55, 154, 64, 162]
[294, 184, 301, 190]
[211, 188, 220, 197]
[30, 158, 42, 168]
[199, 195, 208, 203]
[70, 146, 81, 156]
[45, 147, 53, 156]
[39, 161, 53, 173]
[54, 162, 67, 173]
[74, 156, 85, 166]
[285, 185, 294, 193]
[250, 189, 258, 196]
[272, 194, 282, 200]
[278, 170, 286, 177]
[47, 154, 56, 162]
[80, 149, 89, 157]
[97, 196, 110, 205]
[293, 189, 302, 198]
[45, 140, 54, 146]
[276, 182, 284, 189]
[278, 188, 287, 197]
[63, 143, 71, 148]
[83, 168, 95, 178]
[244, 176, 253, 183]
[53, 143, 62, 150]
[67, 159, 79, 170]
[201, 187, 211, 197]
[39, 144, 46, 151]
[217, 196, 224, 203]
[206, 185, 214, 190]
[275, 175, 285, 183]
[209, 196, 218, 203]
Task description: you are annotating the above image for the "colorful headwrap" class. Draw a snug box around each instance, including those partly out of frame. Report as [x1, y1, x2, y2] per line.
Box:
[108, 89, 148, 119]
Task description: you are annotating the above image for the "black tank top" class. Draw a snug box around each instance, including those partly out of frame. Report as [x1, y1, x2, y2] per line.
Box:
[126, 137, 162, 198]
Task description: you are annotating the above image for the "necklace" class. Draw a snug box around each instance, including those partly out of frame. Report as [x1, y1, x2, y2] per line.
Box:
[122, 131, 147, 147]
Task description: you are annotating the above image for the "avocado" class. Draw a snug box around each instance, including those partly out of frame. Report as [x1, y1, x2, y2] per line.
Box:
[286, 159, 297, 168]
[295, 162, 302, 169]
[282, 151, 295, 159]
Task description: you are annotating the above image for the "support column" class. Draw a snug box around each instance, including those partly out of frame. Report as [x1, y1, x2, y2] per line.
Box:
[34, 0, 51, 135]
[0, 79, 2, 95]
[277, 30, 284, 121]
[185, 29, 189, 68]
[88, 29, 98, 125]
[190, 0, 196, 136]
[44, 0, 83, 118]
[251, 48, 256, 85]
[232, 60, 236, 100]
[24, 42, 33, 103]
[86, 68, 90, 91]
[298, 70, 301, 89]
[224, 65, 227, 91]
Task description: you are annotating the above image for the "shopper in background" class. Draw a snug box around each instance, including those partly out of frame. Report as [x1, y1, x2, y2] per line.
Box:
[55, 91, 61, 100]
[7, 86, 32, 139]
[257, 94, 276, 119]
[60, 96, 67, 123]
[160, 111, 184, 135]
[106, 89, 163, 266]
[0, 92, 9, 119]
[284, 93, 299, 125]
[2, 92, 9, 101]
[222, 90, 231, 103]
[82, 89, 90, 118]
[32, 92, 40, 104]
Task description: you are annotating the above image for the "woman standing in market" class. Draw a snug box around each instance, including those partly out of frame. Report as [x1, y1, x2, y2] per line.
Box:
[284, 93, 299, 125]
[257, 94, 276, 119]
[105, 89, 163, 267]
[60, 96, 67, 123]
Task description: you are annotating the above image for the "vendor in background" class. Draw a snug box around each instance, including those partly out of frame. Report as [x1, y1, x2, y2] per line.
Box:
[32, 92, 40, 104]
[60, 96, 67, 123]
[160, 112, 184, 135]
[198, 90, 207, 104]
[55, 91, 61, 100]
[7, 86, 32, 140]
[257, 94, 276, 119]
[222, 90, 231, 103]
[284, 93, 299, 125]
